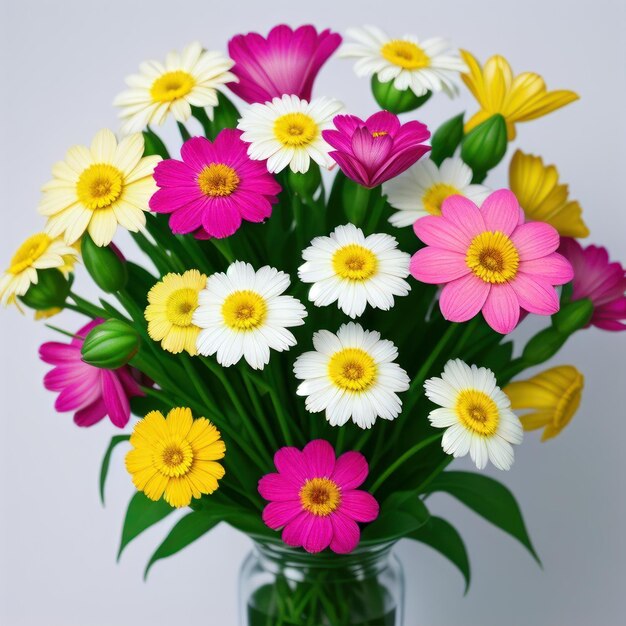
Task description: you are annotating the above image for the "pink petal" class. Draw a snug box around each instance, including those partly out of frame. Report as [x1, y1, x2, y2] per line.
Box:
[44, 363, 96, 392]
[282, 511, 315, 548]
[340, 490, 379, 523]
[115, 366, 144, 398]
[439, 274, 490, 322]
[441, 195, 486, 241]
[518, 253, 574, 285]
[101, 370, 131, 428]
[258, 473, 299, 501]
[262, 500, 302, 530]
[410, 247, 469, 284]
[302, 439, 336, 477]
[55, 369, 101, 411]
[150, 187, 200, 215]
[73, 397, 107, 427]
[365, 111, 401, 137]
[413, 215, 472, 254]
[152, 159, 196, 188]
[200, 197, 242, 238]
[234, 190, 272, 222]
[391, 120, 431, 148]
[329, 511, 360, 554]
[351, 128, 393, 172]
[482, 283, 521, 334]
[372, 145, 430, 187]
[329, 150, 370, 187]
[331, 451, 368, 489]
[510, 274, 560, 315]
[332, 114, 362, 136]
[303, 516, 333, 553]
[274, 447, 311, 486]
[510, 222, 560, 261]
[322, 129, 354, 152]
[180, 136, 217, 170]
[168, 197, 209, 233]
[39, 342, 81, 365]
[480, 189, 522, 235]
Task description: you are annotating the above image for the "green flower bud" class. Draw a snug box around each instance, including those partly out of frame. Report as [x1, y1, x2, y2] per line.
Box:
[371, 75, 431, 114]
[288, 162, 322, 198]
[430, 113, 465, 166]
[461, 114, 508, 181]
[522, 327, 568, 366]
[81, 319, 140, 369]
[82, 233, 127, 293]
[553, 298, 594, 334]
[19, 269, 70, 310]
[341, 178, 376, 225]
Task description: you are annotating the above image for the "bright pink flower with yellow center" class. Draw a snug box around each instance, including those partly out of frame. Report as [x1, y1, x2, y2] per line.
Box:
[228, 24, 341, 104]
[259, 440, 379, 554]
[410, 189, 574, 334]
[150, 129, 281, 239]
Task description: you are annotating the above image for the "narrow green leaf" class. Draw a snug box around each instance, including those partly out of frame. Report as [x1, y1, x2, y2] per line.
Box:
[118, 493, 174, 560]
[99, 435, 130, 505]
[409, 516, 471, 593]
[427, 471, 540, 564]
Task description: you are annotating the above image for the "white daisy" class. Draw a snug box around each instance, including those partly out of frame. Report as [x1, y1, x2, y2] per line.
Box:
[424, 359, 523, 470]
[298, 224, 411, 319]
[294, 322, 410, 429]
[237, 94, 344, 173]
[193, 261, 307, 369]
[383, 157, 490, 227]
[113, 42, 237, 135]
[340, 26, 466, 98]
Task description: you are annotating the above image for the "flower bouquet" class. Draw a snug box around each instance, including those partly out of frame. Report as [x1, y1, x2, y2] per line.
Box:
[3, 23, 625, 626]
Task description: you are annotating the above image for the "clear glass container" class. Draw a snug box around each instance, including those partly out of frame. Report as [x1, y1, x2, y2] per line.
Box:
[239, 540, 404, 626]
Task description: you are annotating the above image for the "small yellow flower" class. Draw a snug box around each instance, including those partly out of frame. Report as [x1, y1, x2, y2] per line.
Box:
[504, 365, 584, 441]
[461, 51, 579, 140]
[509, 150, 589, 238]
[125, 407, 226, 508]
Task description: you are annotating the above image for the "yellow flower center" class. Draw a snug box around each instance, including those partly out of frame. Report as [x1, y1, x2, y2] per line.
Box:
[456, 389, 500, 437]
[157, 440, 193, 477]
[332, 244, 378, 282]
[381, 40, 430, 70]
[165, 288, 199, 326]
[221, 290, 267, 331]
[371, 130, 388, 138]
[299, 477, 341, 516]
[423, 183, 461, 216]
[76, 163, 124, 210]
[328, 348, 377, 392]
[197, 163, 240, 197]
[8, 233, 52, 274]
[466, 231, 520, 283]
[273, 112, 318, 147]
[150, 70, 196, 103]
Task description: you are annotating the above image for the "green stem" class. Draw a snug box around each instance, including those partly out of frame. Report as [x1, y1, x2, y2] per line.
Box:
[68, 292, 109, 318]
[177, 121, 191, 142]
[211, 237, 235, 264]
[242, 371, 279, 451]
[44, 324, 80, 339]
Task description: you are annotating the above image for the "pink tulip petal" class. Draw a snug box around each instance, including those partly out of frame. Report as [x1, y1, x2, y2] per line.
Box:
[365, 111, 401, 137]
[303, 516, 333, 553]
[332, 114, 362, 136]
[329, 151, 371, 187]
[510, 274, 560, 315]
[329, 511, 360, 554]
[262, 500, 302, 530]
[413, 215, 472, 254]
[441, 195, 486, 241]
[410, 247, 469, 284]
[372, 145, 430, 186]
[331, 451, 368, 489]
[74, 397, 107, 427]
[518, 253, 573, 285]
[302, 439, 336, 477]
[340, 490, 379, 523]
[101, 370, 131, 428]
[351, 128, 393, 173]
[480, 189, 522, 235]
[482, 283, 521, 334]
[439, 274, 490, 322]
[258, 473, 300, 501]
[510, 222, 560, 261]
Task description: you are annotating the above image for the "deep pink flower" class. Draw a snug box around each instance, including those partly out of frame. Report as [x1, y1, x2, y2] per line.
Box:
[150, 129, 281, 239]
[40, 319, 143, 428]
[228, 24, 341, 104]
[410, 189, 574, 334]
[258, 440, 379, 554]
[322, 111, 430, 188]
[559, 238, 626, 331]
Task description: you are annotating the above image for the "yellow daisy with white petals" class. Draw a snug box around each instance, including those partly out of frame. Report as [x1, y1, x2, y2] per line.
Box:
[237, 94, 344, 173]
[424, 359, 523, 470]
[114, 42, 236, 135]
[39, 129, 160, 247]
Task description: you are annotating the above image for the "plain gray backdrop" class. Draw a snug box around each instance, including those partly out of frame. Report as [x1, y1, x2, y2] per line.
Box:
[1, 0, 624, 624]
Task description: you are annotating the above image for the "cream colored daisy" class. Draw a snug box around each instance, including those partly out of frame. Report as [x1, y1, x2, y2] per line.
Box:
[39, 129, 161, 247]
[237, 94, 344, 173]
[114, 41, 236, 135]
[424, 359, 523, 470]
[340, 26, 467, 97]
[383, 157, 490, 227]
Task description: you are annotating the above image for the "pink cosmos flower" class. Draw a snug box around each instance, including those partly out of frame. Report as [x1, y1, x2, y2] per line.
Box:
[559, 238, 626, 331]
[150, 129, 281, 239]
[322, 111, 431, 188]
[228, 25, 341, 104]
[40, 319, 143, 428]
[259, 440, 379, 554]
[410, 189, 574, 334]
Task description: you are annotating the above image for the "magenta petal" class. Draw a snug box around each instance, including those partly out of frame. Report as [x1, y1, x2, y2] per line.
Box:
[55, 369, 101, 411]
[234, 190, 272, 222]
[329, 151, 370, 187]
[101, 370, 130, 428]
[152, 159, 196, 187]
[510, 222, 560, 261]
[413, 215, 472, 253]
[116, 366, 144, 398]
[150, 187, 200, 215]
[302, 516, 333, 553]
[351, 128, 393, 172]
[441, 195, 486, 241]
[518, 253, 574, 285]
[410, 247, 468, 284]
[74, 397, 107, 427]
[201, 197, 242, 238]
[282, 511, 315, 548]
[258, 473, 299, 501]
[180, 136, 217, 170]
[332, 114, 362, 136]
[331, 451, 368, 489]
[510, 274, 560, 315]
[39, 342, 81, 364]
[480, 189, 522, 235]
[302, 439, 336, 477]
[365, 111, 401, 136]
[274, 447, 312, 485]
[439, 274, 490, 322]
[168, 197, 208, 233]
[482, 283, 521, 334]
[340, 490, 379, 523]
[329, 512, 360, 554]
[262, 500, 302, 530]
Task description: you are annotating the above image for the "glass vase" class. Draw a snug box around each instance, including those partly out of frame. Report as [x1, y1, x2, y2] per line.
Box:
[239, 540, 404, 626]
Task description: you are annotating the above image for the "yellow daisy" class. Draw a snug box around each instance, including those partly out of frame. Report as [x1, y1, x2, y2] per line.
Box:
[504, 365, 584, 441]
[461, 51, 579, 140]
[145, 270, 207, 355]
[125, 407, 226, 508]
[39, 129, 161, 247]
[509, 150, 589, 238]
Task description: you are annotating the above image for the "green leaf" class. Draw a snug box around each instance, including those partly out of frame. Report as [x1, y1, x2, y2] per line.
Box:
[129, 394, 172, 419]
[99, 435, 130, 505]
[409, 516, 471, 593]
[118, 492, 174, 560]
[427, 471, 540, 564]
[430, 113, 465, 166]
[144, 510, 220, 578]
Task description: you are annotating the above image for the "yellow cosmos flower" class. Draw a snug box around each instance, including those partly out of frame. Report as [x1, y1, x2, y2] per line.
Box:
[509, 150, 589, 238]
[126, 407, 226, 508]
[461, 50, 579, 140]
[145, 270, 207, 355]
[504, 365, 584, 441]
[39, 129, 161, 247]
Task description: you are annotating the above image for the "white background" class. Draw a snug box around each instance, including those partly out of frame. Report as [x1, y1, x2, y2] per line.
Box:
[1, 0, 624, 624]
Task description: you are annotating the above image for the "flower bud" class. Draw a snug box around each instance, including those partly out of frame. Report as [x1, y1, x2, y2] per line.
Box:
[461, 114, 508, 181]
[81, 319, 140, 369]
[521, 327, 568, 366]
[553, 298, 594, 334]
[19, 269, 70, 310]
[371, 76, 431, 114]
[82, 233, 128, 293]
[288, 162, 321, 198]
[430, 113, 464, 166]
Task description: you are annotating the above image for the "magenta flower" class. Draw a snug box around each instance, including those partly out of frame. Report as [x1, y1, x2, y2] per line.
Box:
[40, 319, 143, 428]
[322, 111, 430, 188]
[228, 24, 341, 104]
[258, 440, 379, 554]
[410, 189, 574, 334]
[559, 238, 626, 331]
[150, 129, 281, 239]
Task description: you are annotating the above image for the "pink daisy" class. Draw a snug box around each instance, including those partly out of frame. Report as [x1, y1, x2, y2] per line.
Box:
[150, 129, 281, 239]
[322, 111, 430, 188]
[410, 189, 574, 334]
[40, 319, 143, 428]
[228, 24, 341, 104]
[258, 440, 379, 554]
[559, 238, 626, 331]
